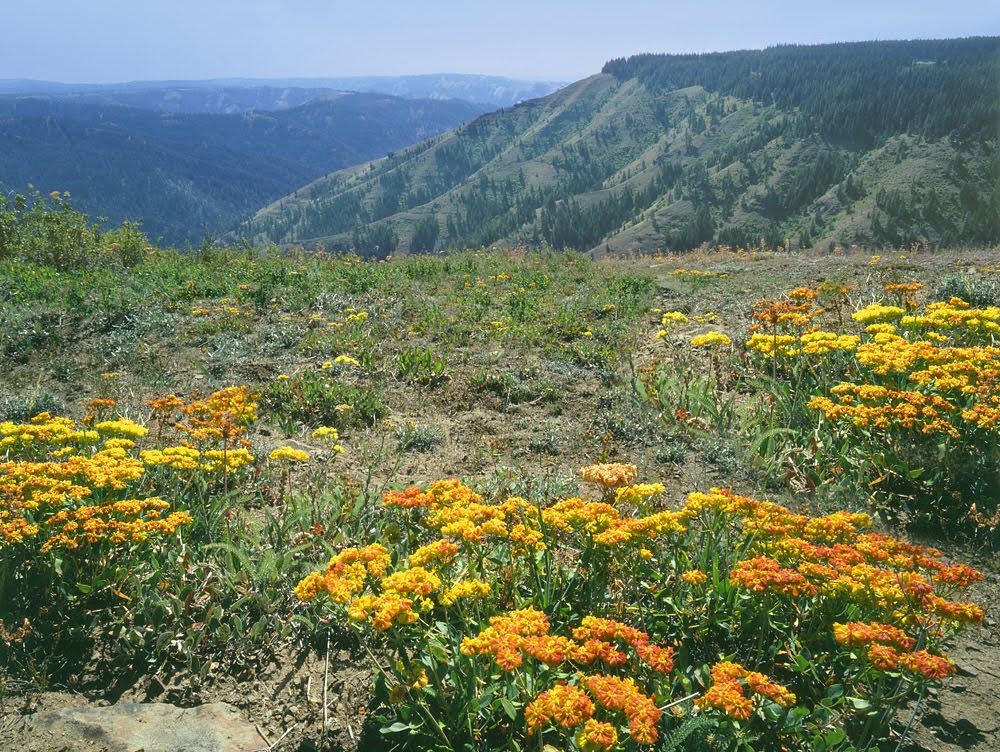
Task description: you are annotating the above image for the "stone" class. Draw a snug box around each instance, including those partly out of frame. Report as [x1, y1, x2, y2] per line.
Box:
[25, 702, 267, 752]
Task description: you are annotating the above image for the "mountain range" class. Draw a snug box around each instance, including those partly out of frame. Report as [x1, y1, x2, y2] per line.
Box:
[0, 92, 484, 245]
[0, 75, 564, 245]
[0, 75, 566, 112]
[241, 38, 999, 255]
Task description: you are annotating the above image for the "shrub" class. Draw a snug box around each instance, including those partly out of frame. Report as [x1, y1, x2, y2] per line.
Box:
[262, 370, 387, 430]
[0, 190, 151, 270]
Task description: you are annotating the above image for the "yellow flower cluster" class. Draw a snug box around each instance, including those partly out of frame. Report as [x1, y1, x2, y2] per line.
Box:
[1, 409, 195, 552]
[140, 446, 201, 470]
[311, 426, 344, 453]
[852, 303, 906, 324]
[613, 483, 665, 506]
[199, 448, 255, 472]
[901, 299, 1000, 338]
[745, 333, 797, 358]
[94, 419, 149, 439]
[656, 310, 689, 338]
[669, 268, 728, 278]
[140, 445, 255, 473]
[269, 446, 310, 463]
[746, 331, 860, 358]
[795, 331, 860, 355]
[690, 331, 732, 348]
[295, 532, 491, 630]
[772, 292, 1000, 451]
[1, 413, 99, 454]
[293, 544, 391, 603]
[190, 297, 253, 318]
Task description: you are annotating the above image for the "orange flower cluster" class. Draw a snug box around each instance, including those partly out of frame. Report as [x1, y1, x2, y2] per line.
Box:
[294, 462, 986, 750]
[524, 683, 595, 734]
[748, 290, 824, 335]
[460, 607, 551, 670]
[582, 674, 661, 744]
[383, 485, 436, 508]
[293, 544, 391, 603]
[41, 497, 192, 552]
[662, 488, 984, 648]
[175, 386, 258, 445]
[579, 463, 638, 488]
[681, 569, 708, 585]
[461, 609, 674, 680]
[833, 621, 956, 679]
[496, 624, 663, 746]
[140, 388, 261, 474]
[730, 555, 818, 597]
[697, 661, 796, 720]
[809, 383, 960, 437]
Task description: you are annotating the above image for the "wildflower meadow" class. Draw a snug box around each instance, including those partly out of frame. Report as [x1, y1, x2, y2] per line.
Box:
[0, 220, 996, 751]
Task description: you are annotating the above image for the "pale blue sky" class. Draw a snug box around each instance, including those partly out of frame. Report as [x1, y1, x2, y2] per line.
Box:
[3, 0, 997, 83]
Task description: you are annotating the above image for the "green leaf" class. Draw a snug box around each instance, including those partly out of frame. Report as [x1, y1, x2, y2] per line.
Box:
[824, 728, 847, 745]
[380, 722, 412, 734]
[500, 697, 517, 720]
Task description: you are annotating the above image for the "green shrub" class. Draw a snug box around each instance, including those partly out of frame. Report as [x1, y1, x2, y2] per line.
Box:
[261, 370, 387, 430]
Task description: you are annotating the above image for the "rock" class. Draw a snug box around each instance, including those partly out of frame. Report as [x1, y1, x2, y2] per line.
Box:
[956, 663, 979, 678]
[25, 702, 267, 752]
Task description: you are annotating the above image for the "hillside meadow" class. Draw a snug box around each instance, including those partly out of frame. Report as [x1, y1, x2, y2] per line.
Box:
[1, 236, 999, 751]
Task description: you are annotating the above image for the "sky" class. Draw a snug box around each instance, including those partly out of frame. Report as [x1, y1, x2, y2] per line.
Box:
[3, 0, 997, 84]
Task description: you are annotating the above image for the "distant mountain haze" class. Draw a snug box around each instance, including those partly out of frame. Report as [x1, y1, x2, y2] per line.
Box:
[0, 75, 567, 112]
[242, 38, 999, 255]
[0, 90, 489, 245]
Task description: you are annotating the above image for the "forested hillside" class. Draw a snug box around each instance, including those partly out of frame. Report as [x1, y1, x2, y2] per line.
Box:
[242, 38, 999, 255]
[0, 93, 484, 245]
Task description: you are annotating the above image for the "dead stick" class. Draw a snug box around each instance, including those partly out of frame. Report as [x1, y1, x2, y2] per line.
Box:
[323, 631, 331, 738]
[268, 723, 297, 751]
